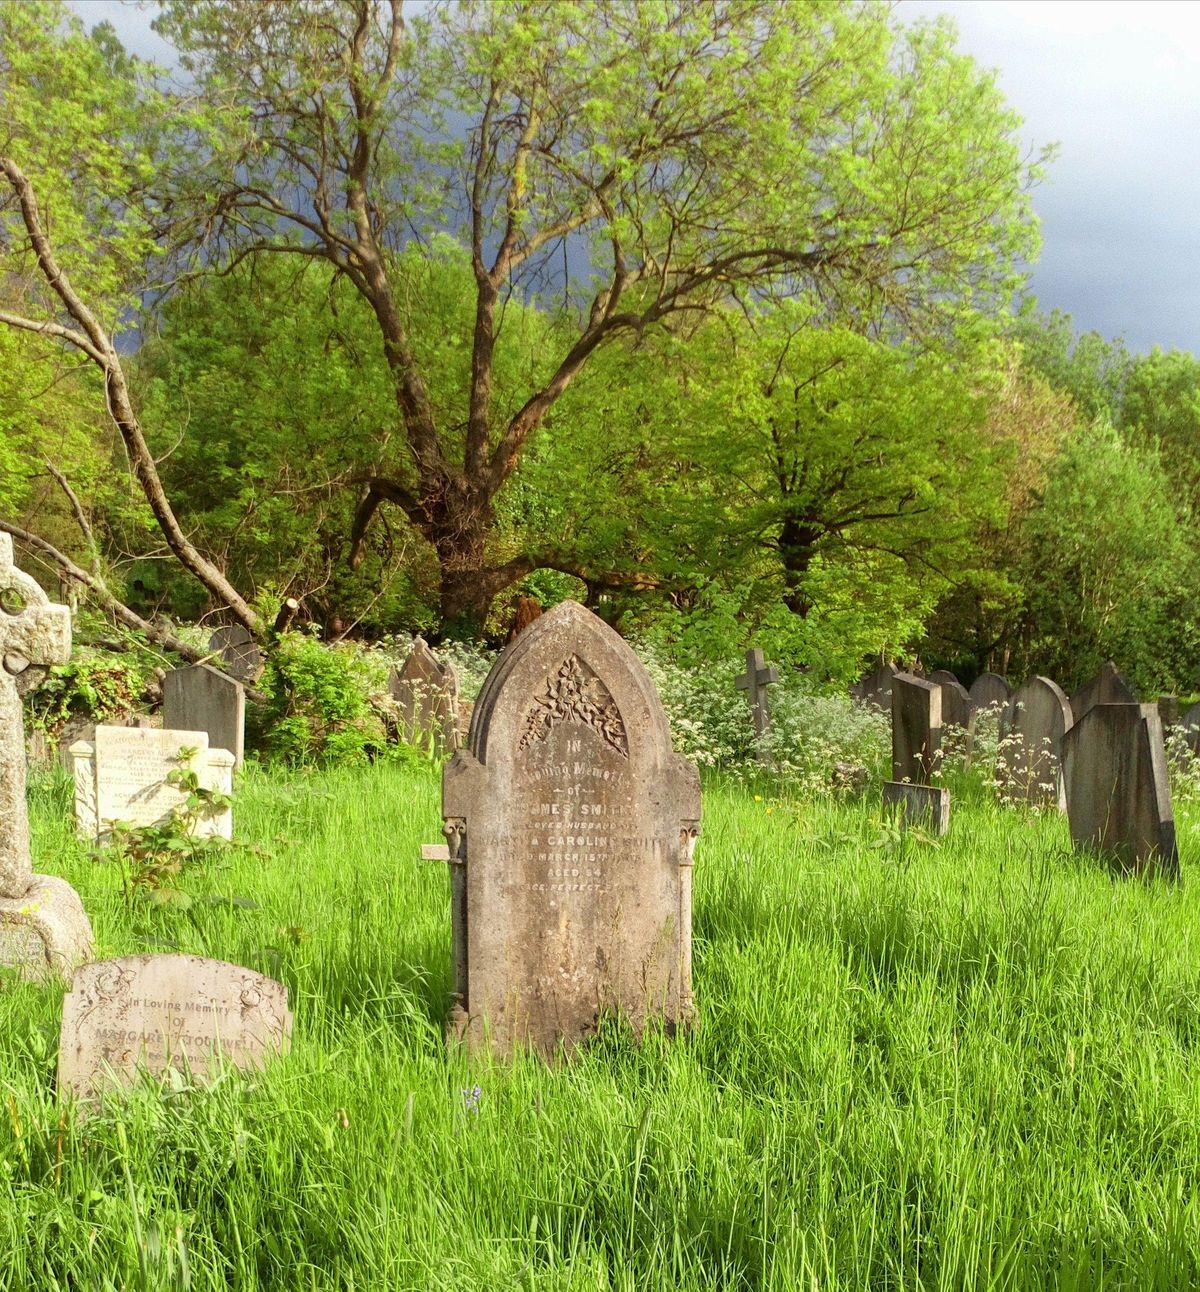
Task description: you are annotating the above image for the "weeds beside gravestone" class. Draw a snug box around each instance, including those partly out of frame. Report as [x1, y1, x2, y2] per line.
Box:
[850, 661, 898, 712]
[58, 954, 292, 1099]
[209, 624, 263, 684]
[883, 672, 949, 834]
[1062, 704, 1179, 879]
[1069, 660, 1136, 724]
[163, 662, 245, 767]
[441, 600, 701, 1057]
[0, 535, 93, 980]
[998, 676, 1073, 810]
[69, 726, 234, 840]
[387, 636, 459, 755]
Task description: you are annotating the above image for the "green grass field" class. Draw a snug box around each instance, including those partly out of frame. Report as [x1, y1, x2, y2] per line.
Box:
[4, 762, 1200, 1290]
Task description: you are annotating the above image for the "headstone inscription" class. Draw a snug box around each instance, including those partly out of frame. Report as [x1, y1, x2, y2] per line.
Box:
[57, 955, 292, 1098]
[441, 600, 701, 1057]
[1069, 661, 1136, 725]
[1062, 704, 1178, 879]
[208, 625, 263, 684]
[998, 677, 1073, 810]
[387, 636, 459, 755]
[163, 663, 245, 767]
[883, 673, 948, 834]
[0, 534, 93, 980]
[69, 727, 234, 840]
[969, 672, 1013, 713]
[850, 661, 898, 712]
[735, 647, 780, 744]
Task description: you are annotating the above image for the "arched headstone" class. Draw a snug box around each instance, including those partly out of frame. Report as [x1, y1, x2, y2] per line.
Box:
[850, 661, 898, 712]
[969, 672, 1012, 712]
[441, 601, 701, 1056]
[929, 670, 973, 729]
[999, 676, 1072, 810]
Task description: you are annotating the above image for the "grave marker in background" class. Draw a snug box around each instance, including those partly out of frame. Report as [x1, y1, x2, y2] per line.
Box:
[0, 534, 93, 980]
[208, 625, 263, 684]
[163, 663, 245, 767]
[69, 727, 234, 840]
[1062, 704, 1178, 879]
[387, 637, 459, 755]
[969, 672, 1013, 712]
[1069, 661, 1136, 725]
[441, 600, 701, 1057]
[735, 647, 780, 746]
[58, 955, 292, 1098]
[883, 673, 949, 834]
[850, 662, 898, 712]
[1182, 701, 1200, 755]
[999, 677, 1073, 810]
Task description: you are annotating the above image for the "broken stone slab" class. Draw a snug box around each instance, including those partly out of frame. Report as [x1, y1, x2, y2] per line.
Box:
[1062, 703, 1178, 880]
[883, 781, 950, 836]
[58, 954, 292, 1099]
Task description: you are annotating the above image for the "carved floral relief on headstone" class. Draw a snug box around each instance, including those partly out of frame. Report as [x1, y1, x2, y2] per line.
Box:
[441, 601, 701, 1057]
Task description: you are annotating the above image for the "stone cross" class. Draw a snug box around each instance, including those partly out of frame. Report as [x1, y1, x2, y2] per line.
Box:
[0, 534, 93, 979]
[735, 647, 780, 741]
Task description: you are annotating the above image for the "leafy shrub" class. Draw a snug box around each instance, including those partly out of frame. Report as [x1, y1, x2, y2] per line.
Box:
[26, 649, 149, 735]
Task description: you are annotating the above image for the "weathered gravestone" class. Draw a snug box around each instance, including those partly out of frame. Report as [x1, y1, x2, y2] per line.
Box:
[163, 663, 245, 768]
[0, 534, 93, 980]
[736, 647, 780, 759]
[883, 673, 949, 834]
[69, 727, 234, 840]
[387, 636, 459, 755]
[1182, 701, 1200, 756]
[208, 625, 263, 684]
[999, 677, 1073, 810]
[850, 661, 899, 712]
[441, 600, 701, 1057]
[1157, 695, 1180, 728]
[1069, 660, 1136, 725]
[929, 671, 973, 729]
[1062, 704, 1178, 879]
[969, 671, 1013, 712]
[58, 955, 292, 1099]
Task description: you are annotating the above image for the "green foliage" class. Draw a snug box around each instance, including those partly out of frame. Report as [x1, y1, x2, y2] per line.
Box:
[252, 631, 394, 768]
[25, 650, 148, 735]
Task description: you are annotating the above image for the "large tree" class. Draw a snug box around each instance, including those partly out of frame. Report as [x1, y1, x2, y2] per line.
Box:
[152, 0, 1044, 634]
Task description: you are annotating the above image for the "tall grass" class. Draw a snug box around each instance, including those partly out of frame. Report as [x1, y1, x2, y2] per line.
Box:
[2, 763, 1199, 1289]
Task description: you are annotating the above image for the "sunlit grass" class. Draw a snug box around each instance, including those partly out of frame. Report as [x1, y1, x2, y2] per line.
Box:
[3, 761, 1199, 1289]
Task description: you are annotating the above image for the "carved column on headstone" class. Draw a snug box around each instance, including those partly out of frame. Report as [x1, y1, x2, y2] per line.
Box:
[442, 815, 468, 1011]
[0, 534, 93, 979]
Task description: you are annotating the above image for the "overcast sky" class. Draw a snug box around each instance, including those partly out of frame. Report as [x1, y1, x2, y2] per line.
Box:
[67, 0, 1200, 355]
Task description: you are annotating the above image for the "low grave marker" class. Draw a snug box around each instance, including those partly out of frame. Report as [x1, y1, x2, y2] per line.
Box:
[388, 636, 459, 755]
[0, 534, 93, 980]
[969, 671, 1013, 712]
[441, 600, 701, 1057]
[58, 954, 292, 1098]
[850, 661, 898, 712]
[1062, 704, 1178, 879]
[69, 727, 234, 840]
[208, 625, 263, 684]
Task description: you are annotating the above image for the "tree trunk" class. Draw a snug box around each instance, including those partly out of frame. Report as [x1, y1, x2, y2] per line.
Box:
[778, 516, 822, 617]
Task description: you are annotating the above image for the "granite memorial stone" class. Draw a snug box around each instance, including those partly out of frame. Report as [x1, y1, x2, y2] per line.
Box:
[441, 600, 701, 1057]
[387, 637, 459, 755]
[0, 534, 93, 980]
[163, 663, 245, 767]
[1062, 704, 1178, 879]
[58, 954, 292, 1098]
[999, 676, 1073, 810]
[70, 727, 234, 840]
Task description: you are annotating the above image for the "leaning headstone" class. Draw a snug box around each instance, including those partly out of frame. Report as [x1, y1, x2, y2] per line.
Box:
[969, 672, 1013, 712]
[387, 637, 459, 755]
[208, 625, 263, 684]
[999, 676, 1073, 810]
[736, 647, 780, 757]
[163, 664, 245, 767]
[1062, 704, 1178, 879]
[69, 727, 234, 840]
[0, 534, 93, 980]
[1069, 661, 1136, 724]
[883, 673, 947, 833]
[441, 600, 701, 1057]
[850, 661, 898, 712]
[58, 955, 292, 1099]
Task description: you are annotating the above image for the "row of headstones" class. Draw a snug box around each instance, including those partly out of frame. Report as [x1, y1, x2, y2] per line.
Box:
[3, 546, 698, 1087]
[879, 662, 1179, 878]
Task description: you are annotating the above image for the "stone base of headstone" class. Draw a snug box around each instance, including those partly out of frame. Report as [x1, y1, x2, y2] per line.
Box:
[883, 781, 950, 835]
[0, 874, 94, 982]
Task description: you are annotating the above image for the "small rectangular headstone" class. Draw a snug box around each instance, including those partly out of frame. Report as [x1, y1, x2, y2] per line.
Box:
[163, 663, 246, 767]
[208, 625, 263, 684]
[57, 955, 292, 1099]
[883, 781, 950, 835]
[69, 727, 234, 840]
[891, 673, 941, 786]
